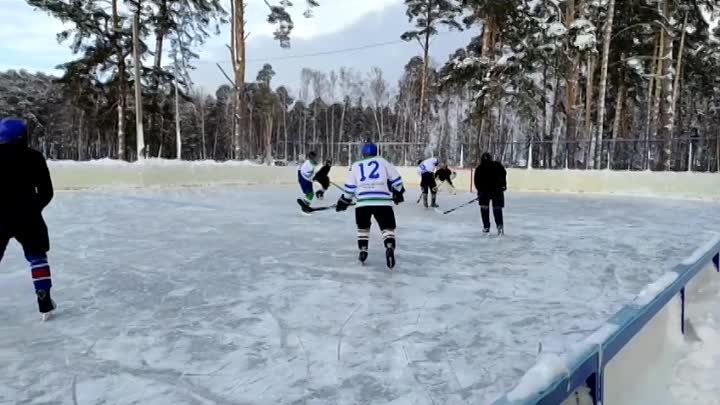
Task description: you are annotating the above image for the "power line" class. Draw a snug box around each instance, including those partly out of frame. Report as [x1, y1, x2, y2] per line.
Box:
[198, 39, 411, 65]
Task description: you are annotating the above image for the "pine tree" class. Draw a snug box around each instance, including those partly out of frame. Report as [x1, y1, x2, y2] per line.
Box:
[401, 0, 462, 139]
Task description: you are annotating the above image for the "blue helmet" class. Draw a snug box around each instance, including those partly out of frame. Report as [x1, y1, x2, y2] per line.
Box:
[0, 118, 28, 144]
[361, 142, 378, 157]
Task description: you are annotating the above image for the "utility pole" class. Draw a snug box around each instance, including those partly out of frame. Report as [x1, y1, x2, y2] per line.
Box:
[133, 10, 146, 159]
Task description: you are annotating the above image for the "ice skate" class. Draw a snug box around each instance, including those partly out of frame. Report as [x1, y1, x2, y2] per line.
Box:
[430, 194, 439, 208]
[37, 290, 56, 321]
[385, 248, 396, 270]
[483, 228, 490, 234]
[358, 250, 368, 264]
[497, 226, 504, 236]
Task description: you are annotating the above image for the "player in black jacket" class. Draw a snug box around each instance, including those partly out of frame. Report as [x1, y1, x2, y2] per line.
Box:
[313, 160, 332, 199]
[0, 118, 56, 319]
[474, 152, 507, 235]
[434, 164, 456, 194]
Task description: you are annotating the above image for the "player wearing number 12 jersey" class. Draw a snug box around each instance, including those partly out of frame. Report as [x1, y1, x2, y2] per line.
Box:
[336, 142, 405, 269]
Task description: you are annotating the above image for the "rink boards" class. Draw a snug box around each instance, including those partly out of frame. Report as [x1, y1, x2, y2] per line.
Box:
[492, 237, 720, 405]
[47, 159, 720, 201]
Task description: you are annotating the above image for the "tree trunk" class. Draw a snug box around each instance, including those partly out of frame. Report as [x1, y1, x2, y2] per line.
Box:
[199, 98, 206, 160]
[594, 0, 615, 170]
[339, 98, 347, 148]
[650, 30, 665, 169]
[659, 4, 675, 170]
[610, 77, 625, 169]
[313, 104, 318, 146]
[265, 114, 273, 165]
[283, 100, 289, 160]
[418, 10, 432, 137]
[585, 54, 595, 169]
[132, 10, 145, 159]
[232, 0, 246, 160]
[644, 37, 660, 170]
[302, 110, 308, 155]
[112, 0, 126, 161]
[666, 11, 688, 170]
[565, 0, 580, 168]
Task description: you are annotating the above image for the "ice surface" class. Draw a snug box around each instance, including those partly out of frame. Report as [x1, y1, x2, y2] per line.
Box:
[1, 187, 719, 405]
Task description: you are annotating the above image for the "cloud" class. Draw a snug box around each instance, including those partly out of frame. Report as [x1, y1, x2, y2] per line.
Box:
[0, 0, 72, 71]
[0, 0, 474, 97]
[191, 2, 474, 95]
[243, 0, 402, 41]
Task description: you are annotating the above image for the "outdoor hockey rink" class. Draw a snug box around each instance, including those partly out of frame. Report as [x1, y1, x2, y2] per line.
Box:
[1, 185, 718, 405]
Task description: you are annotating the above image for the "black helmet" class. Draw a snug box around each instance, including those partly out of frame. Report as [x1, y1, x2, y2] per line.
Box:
[308, 151, 317, 160]
[481, 152, 492, 163]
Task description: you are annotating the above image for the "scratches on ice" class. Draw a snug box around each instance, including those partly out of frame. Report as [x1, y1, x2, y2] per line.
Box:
[337, 305, 361, 362]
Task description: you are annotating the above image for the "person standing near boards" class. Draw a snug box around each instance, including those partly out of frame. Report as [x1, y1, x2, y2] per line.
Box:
[474, 152, 507, 235]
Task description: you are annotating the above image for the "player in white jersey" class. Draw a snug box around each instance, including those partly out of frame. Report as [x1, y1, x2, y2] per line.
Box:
[336, 142, 405, 269]
[297, 151, 318, 205]
[417, 157, 439, 208]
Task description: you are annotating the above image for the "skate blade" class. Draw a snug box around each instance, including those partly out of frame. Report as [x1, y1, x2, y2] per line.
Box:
[385, 250, 396, 270]
[41, 311, 54, 322]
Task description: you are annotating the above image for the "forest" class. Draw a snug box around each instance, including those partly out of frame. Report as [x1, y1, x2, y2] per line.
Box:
[2, 0, 720, 171]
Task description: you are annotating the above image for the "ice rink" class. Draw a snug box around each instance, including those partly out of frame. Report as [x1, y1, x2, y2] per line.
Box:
[1, 186, 718, 405]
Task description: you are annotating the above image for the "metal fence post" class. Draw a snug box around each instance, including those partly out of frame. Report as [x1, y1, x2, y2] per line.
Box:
[528, 141, 533, 170]
[688, 141, 693, 172]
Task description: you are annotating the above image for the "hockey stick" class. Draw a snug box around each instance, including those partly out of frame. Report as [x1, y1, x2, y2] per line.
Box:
[329, 181, 346, 193]
[297, 198, 355, 213]
[441, 198, 479, 215]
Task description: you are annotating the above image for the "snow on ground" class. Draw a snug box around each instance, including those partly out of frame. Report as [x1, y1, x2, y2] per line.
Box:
[1, 186, 718, 405]
[670, 270, 720, 405]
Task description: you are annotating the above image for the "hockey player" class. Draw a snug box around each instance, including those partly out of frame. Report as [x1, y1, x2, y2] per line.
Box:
[313, 160, 332, 200]
[0, 118, 56, 320]
[474, 152, 507, 235]
[336, 142, 405, 269]
[417, 157, 439, 208]
[434, 163, 456, 194]
[298, 151, 319, 205]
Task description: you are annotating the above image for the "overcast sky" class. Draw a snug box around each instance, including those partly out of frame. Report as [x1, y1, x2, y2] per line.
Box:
[1, 0, 476, 97]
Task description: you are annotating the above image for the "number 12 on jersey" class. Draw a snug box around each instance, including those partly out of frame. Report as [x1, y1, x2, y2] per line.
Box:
[359, 161, 380, 181]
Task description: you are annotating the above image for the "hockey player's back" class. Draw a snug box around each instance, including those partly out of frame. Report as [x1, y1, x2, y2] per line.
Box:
[345, 156, 403, 207]
[336, 143, 405, 269]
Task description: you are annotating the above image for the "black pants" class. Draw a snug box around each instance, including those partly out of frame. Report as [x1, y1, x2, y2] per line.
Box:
[315, 174, 330, 191]
[420, 173, 437, 194]
[0, 215, 53, 292]
[355, 206, 397, 251]
[478, 191, 504, 229]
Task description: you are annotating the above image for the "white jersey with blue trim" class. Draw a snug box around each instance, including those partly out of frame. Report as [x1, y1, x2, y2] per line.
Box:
[298, 159, 317, 181]
[343, 157, 403, 207]
[418, 157, 438, 175]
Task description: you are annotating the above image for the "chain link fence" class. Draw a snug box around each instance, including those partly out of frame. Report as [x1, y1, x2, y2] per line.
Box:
[279, 137, 719, 172]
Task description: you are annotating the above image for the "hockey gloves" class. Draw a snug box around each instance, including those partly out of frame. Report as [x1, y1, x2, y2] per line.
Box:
[392, 188, 405, 205]
[336, 196, 353, 212]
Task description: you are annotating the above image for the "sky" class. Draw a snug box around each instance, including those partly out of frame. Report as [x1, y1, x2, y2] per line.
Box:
[1, 0, 476, 97]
